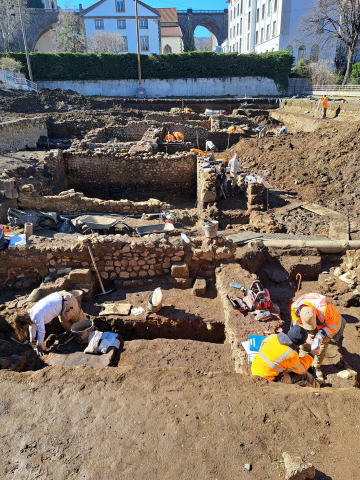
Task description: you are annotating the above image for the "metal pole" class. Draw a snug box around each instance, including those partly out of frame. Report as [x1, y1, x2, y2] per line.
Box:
[18, 0, 33, 82]
[135, 0, 142, 87]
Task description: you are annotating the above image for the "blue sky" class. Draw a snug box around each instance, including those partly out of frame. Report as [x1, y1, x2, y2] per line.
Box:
[57, 0, 227, 36]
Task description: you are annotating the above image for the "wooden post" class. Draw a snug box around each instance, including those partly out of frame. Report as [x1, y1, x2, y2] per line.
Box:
[135, 0, 142, 87]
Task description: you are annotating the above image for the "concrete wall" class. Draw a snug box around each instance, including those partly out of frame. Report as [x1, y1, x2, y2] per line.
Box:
[63, 150, 197, 202]
[287, 78, 311, 96]
[0, 68, 25, 83]
[36, 76, 282, 97]
[0, 117, 47, 153]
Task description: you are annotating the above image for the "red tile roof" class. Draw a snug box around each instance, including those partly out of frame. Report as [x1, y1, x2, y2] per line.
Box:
[155, 7, 178, 24]
[161, 26, 182, 37]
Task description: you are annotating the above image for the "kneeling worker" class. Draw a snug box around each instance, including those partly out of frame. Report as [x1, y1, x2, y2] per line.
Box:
[291, 293, 346, 381]
[251, 326, 320, 386]
[14, 291, 87, 356]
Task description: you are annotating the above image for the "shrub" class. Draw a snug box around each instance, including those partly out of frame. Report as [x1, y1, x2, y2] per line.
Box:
[0, 57, 23, 72]
[0, 50, 294, 92]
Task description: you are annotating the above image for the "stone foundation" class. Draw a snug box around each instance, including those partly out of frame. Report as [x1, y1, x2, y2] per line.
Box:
[0, 117, 47, 153]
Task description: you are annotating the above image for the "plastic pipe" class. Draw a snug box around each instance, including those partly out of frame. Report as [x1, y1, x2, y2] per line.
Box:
[260, 240, 360, 254]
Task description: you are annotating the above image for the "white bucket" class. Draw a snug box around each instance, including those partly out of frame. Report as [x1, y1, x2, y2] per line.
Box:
[69, 289, 83, 306]
[203, 220, 218, 238]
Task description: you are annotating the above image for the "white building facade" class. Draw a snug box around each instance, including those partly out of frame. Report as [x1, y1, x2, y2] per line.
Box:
[224, 0, 323, 64]
[80, 0, 161, 54]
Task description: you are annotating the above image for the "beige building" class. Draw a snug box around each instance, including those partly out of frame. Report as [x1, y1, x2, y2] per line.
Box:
[155, 8, 183, 54]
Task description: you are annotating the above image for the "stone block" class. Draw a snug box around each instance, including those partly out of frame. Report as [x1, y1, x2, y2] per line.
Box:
[69, 268, 92, 284]
[171, 262, 189, 278]
[192, 278, 206, 297]
[282, 452, 315, 480]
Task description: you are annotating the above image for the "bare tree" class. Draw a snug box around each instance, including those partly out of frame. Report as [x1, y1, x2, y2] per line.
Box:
[308, 59, 338, 85]
[298, 0, 360, 84]
[195, 37, 213, 52]
[0, 0, 30, 52]
[87, 31, 128, 53]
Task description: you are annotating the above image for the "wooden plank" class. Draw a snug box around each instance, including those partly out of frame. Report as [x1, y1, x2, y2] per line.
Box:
[301, 202, 342, 217]
[328, 219, 349, 241]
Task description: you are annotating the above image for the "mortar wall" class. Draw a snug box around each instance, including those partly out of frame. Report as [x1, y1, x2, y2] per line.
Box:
[63, 151, 197, 202]
[0, 117, 47, 153]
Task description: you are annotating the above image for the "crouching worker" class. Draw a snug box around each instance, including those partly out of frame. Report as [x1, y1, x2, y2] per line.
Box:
[14, 291, 87, 356]
[251, 326, 320, 387]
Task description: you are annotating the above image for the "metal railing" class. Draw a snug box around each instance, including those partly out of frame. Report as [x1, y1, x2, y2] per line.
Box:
[30, 7, 78, 13]
[303, 84, 360, 96]
[4, 74, 38, 93]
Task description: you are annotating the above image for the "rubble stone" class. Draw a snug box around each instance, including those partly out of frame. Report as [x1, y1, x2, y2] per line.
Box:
[192, 278, 206, 297]
[282, 452, 315, 480]
[171, 262, 189, 278]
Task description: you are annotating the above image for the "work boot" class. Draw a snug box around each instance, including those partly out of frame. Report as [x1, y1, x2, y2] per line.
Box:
[314, 367, 324, 382]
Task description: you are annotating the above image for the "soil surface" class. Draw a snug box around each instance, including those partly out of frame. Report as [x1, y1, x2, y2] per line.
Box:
[1, 367, 360, 480]
[118, 338, 234, 372]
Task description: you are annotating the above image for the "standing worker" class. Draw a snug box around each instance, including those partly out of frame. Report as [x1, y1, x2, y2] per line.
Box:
[14, 291, 87, 356]
[215, 162, 228, 199]
[320, 94, 328, 119]
[251, 326, 320, 387]
[228, 152, 241, 196]
[291, 293, 346, 381]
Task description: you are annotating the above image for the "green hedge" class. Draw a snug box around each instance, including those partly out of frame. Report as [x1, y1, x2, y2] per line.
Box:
[0, 51, 293, 91]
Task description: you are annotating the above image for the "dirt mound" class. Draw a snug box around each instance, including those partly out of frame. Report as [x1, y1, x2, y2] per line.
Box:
[227, 121, 360, 218]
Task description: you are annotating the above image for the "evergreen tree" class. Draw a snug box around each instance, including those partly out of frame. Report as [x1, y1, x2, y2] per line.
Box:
[58, 12, 85, 53]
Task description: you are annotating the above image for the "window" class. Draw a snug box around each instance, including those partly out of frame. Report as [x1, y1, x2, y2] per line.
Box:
[240, 18, 243, 35]
[274, 0, 277, 11]
[261, 27, 264, 42]
[140, 19, 148, 28]
[234, 7, 236, 18]
[310, 44, 319, 62]
[272, 20, 276, 37]
[255, 30, 259, 44]
[237, 4, 239, 16]
[298, 45, 306, 60]
[95, 19, 104, 29]
[266, 24, 270, 39]
[261, 4, 265, 19]
[233, 26, 235, 37]
[240, 0, 243, 14]
[230, 28, 232, 39]
[237, 23, 239, 35]
[233, 44, 235, 51]
[248, 0, 251, 6]
[286, 45, 293, 54]
[239, 38, 242, 52]
[236, 41, 238, 51]
[164, 44, 172, 54]
[267, 0, 271, 15]
[116, 0, 125, 12]
[256, 8, 259, 22]
[141, 36, 149, 52]
[117, 19, 126, 29]
[248, 11, 250, 29]
[121, 37, 128, 52]
[247, 32, 250, 50]
[230, 11, 232, 21]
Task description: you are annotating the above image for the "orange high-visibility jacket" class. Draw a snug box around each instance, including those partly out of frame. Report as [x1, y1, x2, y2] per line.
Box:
[291, 293, 340, 337]
[321, 96, 328, 108]
[251, 333, 313, 381]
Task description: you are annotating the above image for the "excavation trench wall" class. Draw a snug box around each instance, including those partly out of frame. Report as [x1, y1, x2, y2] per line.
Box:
[0, 117, 47, 153]
[0, 236, 236, 290]
[279, 98, 360, 121]
[63, 150, 198, 202]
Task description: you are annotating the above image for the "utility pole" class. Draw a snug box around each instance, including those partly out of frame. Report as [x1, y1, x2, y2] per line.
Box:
[135, 0, 142, 87]
[18, 0, 33, 82]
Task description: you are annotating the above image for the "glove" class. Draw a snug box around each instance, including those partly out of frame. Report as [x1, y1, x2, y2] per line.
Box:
[34, 345, 44, 357]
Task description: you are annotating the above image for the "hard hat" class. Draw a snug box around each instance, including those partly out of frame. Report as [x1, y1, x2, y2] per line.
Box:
[299, 306, 317, 330]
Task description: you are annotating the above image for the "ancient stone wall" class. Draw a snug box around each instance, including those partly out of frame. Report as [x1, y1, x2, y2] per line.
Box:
[18, 185, 172, 215]
[0, 117, 47, 153]
[0, 235, 236, 290]
[106, 121, 154, 142]
[197, 162, 216, 217]
[63, 150, 197, 202]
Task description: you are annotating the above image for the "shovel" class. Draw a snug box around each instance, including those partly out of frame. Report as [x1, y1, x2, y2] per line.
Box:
[87, 245, 114, 296]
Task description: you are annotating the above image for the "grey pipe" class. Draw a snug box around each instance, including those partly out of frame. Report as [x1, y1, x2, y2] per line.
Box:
[260, 240, 360, 254]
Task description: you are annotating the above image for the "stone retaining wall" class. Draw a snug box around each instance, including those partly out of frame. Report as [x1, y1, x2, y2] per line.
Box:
[0, 117, 47, 153]
[197, 161, 216, 217]
[63, 150, 198, 202]
[0, 235, 236, 290]
[18, 185, 172, 216]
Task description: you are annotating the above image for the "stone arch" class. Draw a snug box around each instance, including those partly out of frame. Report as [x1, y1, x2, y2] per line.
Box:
[286, 45, 293, 53]
[32, 23, 57, 52]
[178, 10, 228, 50]
[27, 10, 59, 51]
